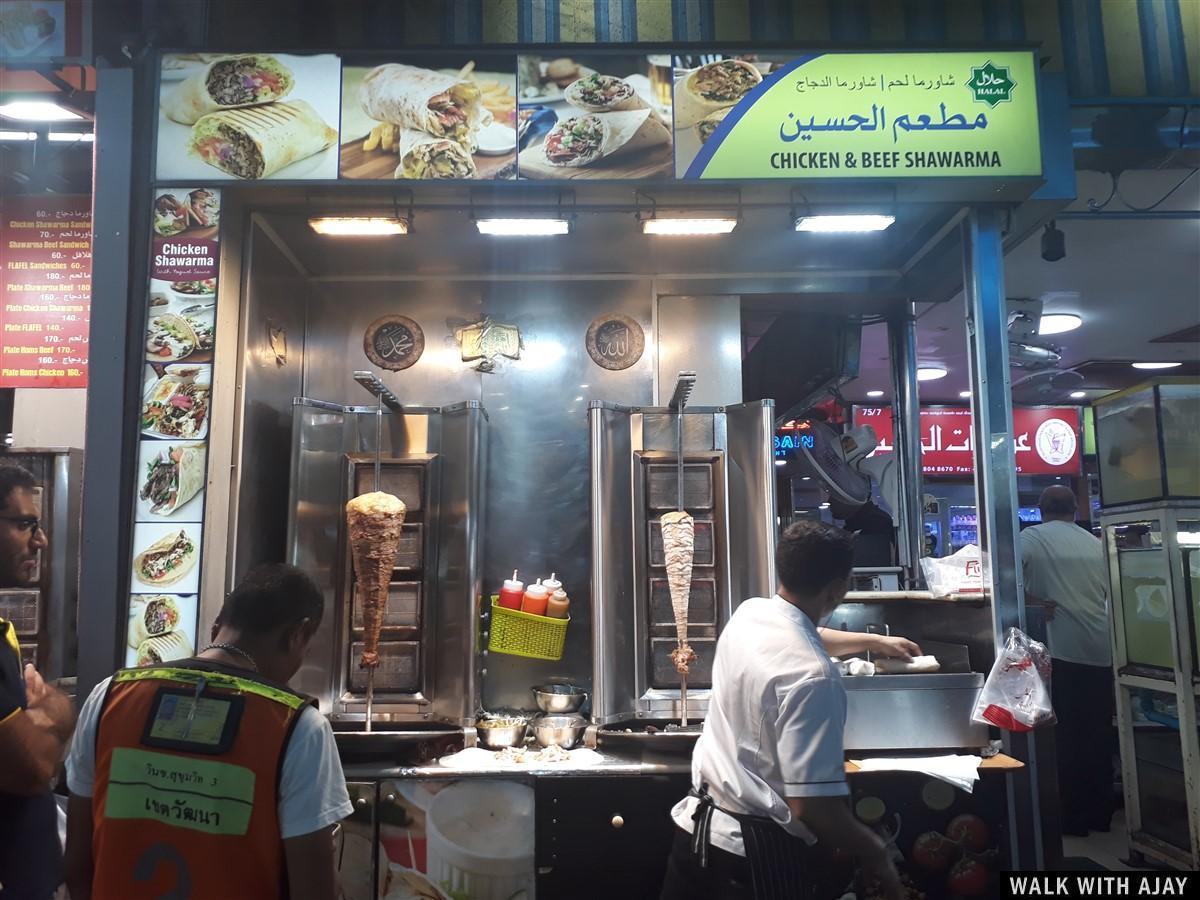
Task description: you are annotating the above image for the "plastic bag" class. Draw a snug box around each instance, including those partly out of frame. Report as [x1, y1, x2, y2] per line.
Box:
[971, 628, 1056, 732]
[920, 544, 985, 597]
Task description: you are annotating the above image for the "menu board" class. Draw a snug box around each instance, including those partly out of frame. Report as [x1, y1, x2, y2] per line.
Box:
[853, 405, 1082, 476]
[151, 49, 1042, 184]
[125, 187, 221, 667]
[0, 195, 91, 388]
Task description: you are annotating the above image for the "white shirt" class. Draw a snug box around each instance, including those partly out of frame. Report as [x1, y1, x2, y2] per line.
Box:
[67, 676, 353, 839]
[1020, 520, 1111, 666]
[671, 596, 849, 856]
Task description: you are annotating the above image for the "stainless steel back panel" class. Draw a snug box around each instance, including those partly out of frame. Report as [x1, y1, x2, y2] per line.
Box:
[842, 673, 988, 750]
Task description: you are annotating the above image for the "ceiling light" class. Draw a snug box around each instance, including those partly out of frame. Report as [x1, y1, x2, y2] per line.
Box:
[819, 502, 831, 509]
[642, 217, 738, 235]
[475, 217, 570, 236]
[1038, 313, 1082, 335]
[1131, 362, 1182, 370]
[959, 391, 972, 399]
[917, 366, 948, 381]
[47, 132, 94, 142]
[0, 130, 36, 141]
[1069, 391, 1086, 399]
[865, 390, 885, 398]
[795, 214, 895, 233]
[309, 216, 409, 236]
[0, 100, 83, 121]
[774, 459, 787, 466]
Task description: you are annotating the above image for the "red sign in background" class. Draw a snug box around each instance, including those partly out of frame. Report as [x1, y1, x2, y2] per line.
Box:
[1, 195, 91, 388]
[853, 405, 1083, 476]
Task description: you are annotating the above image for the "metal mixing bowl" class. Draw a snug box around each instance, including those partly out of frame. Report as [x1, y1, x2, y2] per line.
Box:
[531, 683, 588, 714]
[531, 714, 588, 749]
[475, 717, 528, 750]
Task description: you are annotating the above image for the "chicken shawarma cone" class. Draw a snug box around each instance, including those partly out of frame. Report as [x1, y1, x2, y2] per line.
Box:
[661, 510, 698, 675]
[346, 491, 406, 668]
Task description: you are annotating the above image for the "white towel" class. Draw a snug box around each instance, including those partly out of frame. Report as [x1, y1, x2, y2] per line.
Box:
[852, 754, 983, 793]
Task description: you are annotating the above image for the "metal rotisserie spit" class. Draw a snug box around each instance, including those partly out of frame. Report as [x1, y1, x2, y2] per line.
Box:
[589, 398, 776, 727]
[287, 396, 486, 730]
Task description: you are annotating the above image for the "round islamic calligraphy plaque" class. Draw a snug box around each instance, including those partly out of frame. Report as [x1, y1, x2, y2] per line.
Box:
[363, 315, 424, 371]
[586, 314, 644, 371]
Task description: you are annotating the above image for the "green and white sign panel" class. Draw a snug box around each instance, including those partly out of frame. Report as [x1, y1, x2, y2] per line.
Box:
[677, 51, 1041, 180]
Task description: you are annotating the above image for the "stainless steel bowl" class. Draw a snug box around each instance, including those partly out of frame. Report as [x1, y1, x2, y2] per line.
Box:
[475, 718, 528, 750]
[531, 714, 588, 749]
[531, 684, 588, 714]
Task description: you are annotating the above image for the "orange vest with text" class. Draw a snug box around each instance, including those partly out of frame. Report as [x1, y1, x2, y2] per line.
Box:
[90, 661, 313, 900]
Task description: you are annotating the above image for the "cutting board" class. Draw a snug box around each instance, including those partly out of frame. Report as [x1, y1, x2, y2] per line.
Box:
[517, 140, 675, 180]
[339, 138, 516, 180]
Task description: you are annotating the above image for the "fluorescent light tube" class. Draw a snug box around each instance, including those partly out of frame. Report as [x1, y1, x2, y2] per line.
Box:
[642, 217, 738, 235]
[48, 132, 94, 142]
[1131, 362, 1182, 370]
[308, 216, 409, 236]
[0, 101, 83, 121]
[475, 218, 570, 236]
[0, 130, 36, 141]
[795, 214, 895, 233]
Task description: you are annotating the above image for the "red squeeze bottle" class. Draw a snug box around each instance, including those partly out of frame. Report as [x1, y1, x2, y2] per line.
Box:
[498, 570, 525, 610]
[521, 581, 549, 617]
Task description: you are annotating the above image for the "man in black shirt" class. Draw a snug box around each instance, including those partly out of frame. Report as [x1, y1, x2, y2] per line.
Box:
[0, 463, 75, 899]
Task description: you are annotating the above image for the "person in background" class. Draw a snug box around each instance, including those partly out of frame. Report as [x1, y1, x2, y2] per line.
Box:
[1020, 485, 1114, 836]
[661, 521, 902, 900]
[65, 564, 352, 900]
[0, 463, 75, 900]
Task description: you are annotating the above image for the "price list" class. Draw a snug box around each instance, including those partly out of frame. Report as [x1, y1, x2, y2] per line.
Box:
[1, 195, 92, 388]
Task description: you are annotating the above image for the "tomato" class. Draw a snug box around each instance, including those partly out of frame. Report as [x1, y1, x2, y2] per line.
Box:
[945, 813, 990, 853]
[947, 858, 989, 896]
[911, 831, 955, 872]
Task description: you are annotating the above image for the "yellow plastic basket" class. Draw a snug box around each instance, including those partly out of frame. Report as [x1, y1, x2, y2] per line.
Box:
[487, 596, 569, 661]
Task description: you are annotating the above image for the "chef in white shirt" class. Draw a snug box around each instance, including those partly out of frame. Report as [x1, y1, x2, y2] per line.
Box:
[1020, 485, 1113, 836]
[660, 521, 903, 900]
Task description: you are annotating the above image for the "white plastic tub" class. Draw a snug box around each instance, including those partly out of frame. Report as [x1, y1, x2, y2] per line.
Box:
[425, 780, 535, 900]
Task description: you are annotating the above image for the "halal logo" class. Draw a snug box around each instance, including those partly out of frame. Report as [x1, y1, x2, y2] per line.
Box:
[967, 61, 1015, 108]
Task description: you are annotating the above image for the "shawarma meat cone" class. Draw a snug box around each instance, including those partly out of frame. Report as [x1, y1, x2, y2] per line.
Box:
[661, 510, 698, 675]
[346, 491, 406, 668]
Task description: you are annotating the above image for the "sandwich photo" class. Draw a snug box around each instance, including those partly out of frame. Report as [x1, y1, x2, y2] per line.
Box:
[673, 58, 762, 129]
[153, 193, 190, 236]
[358, 63, 490, 149]
[127, 595, 183, 648]
[164, 54, 295, 124]
[186, 188, 220, 228]
[695, 107, 732, 144]
[563, 72, 648, 113]
[189, 100, 338, 179]
[157, 52, 340, 181]
[133, 529, 199, 588]
[135, 630, 194, 667]
[139, 443, 206, 516]
[145, 314, 199, 362]
[340, 56, 517, 182]
[542, 109, 669, 167]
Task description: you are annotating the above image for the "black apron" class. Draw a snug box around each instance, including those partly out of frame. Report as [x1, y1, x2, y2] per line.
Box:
[688, 784, 838, 900]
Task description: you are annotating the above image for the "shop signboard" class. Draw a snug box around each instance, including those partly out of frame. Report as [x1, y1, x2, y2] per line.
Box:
[124, 188, 223, 668]
[676, 51, 1041, 180]
[150, 49, 1041, 184]
[0, 0, 89, 64]
[0, 194, 91, 388]
[853, 405, 1082, 476]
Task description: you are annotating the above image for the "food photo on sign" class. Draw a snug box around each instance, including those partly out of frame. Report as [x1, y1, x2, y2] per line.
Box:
[140, 364, 212, 441]
[130, 522, 201, 596]
[516, 53, 673, 180]
[340, 53, 518, 180]
[134, 439, 207, 522]
[124, 593, 198, 668]
[148, 188, 219, 365]
[673, 50, 1041, 180]
[156, 52, 340, 180]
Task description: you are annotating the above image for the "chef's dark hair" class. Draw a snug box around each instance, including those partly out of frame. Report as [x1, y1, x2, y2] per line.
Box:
[0, 463, 36, 510]
[776, 521, 855, 596]
[216, 563, 324, 636]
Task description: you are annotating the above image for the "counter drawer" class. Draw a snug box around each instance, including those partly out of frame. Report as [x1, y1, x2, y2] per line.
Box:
[535, 774, 689, 899]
